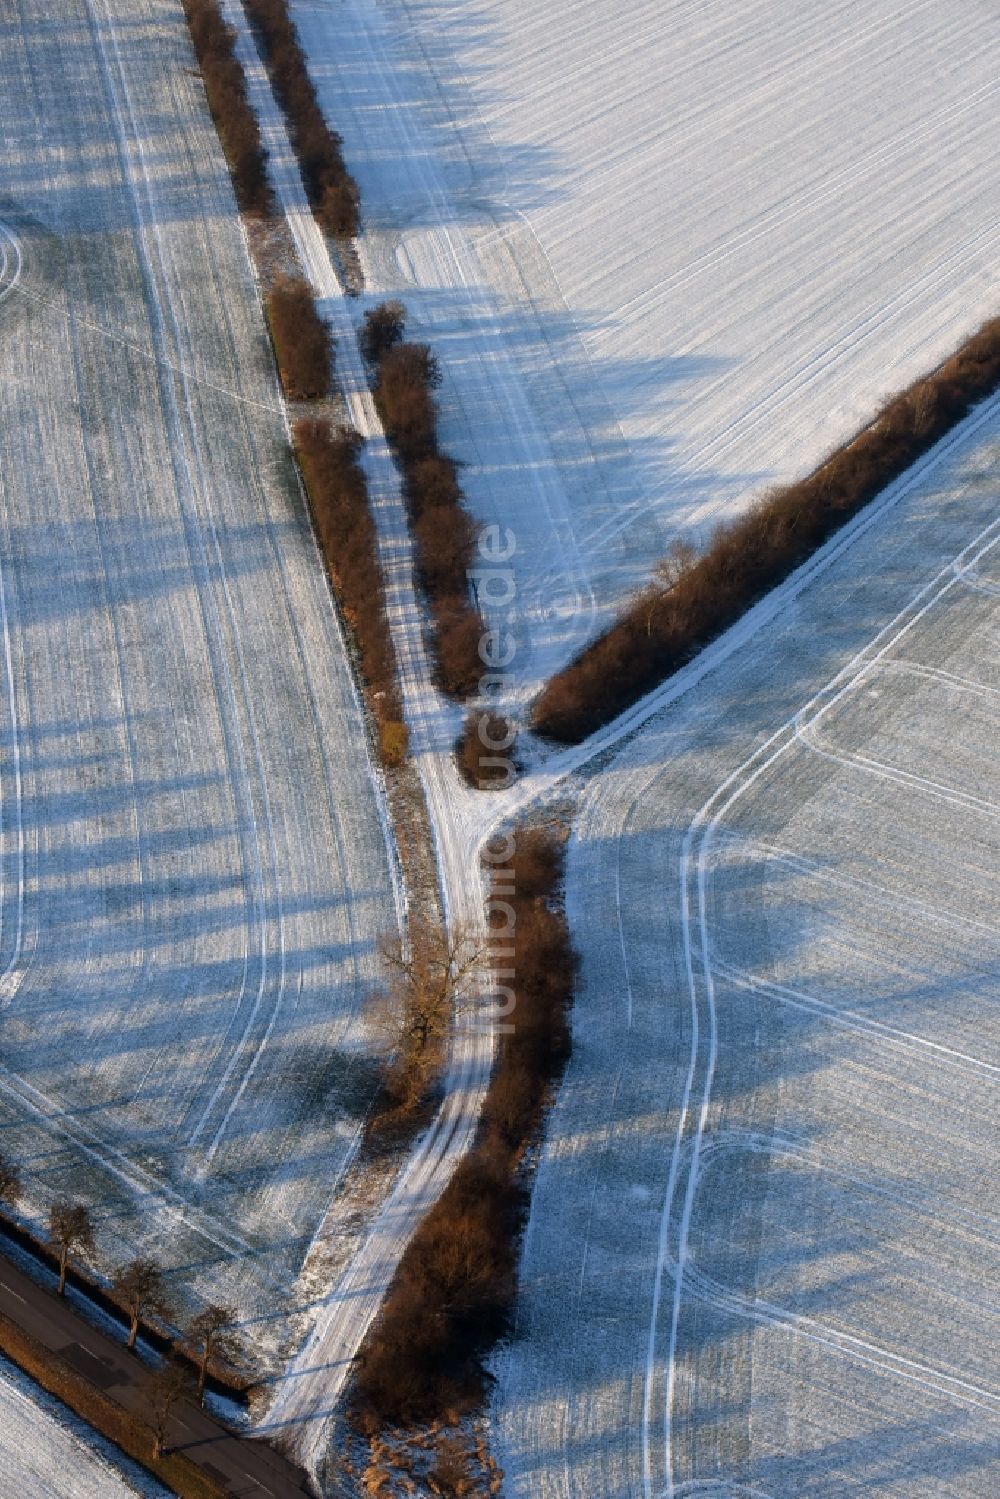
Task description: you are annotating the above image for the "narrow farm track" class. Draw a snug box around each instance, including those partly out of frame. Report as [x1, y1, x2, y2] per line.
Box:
[217, 0, 508, 1462]
[0, 0, 398, 1371]
[493, 401, 1000, 1497]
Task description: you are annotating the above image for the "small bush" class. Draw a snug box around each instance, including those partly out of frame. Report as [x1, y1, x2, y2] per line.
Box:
[414, 505, 476, 599]
[361, 300, 406, 365]
[533, 313, 1000, 744]
[267, 275, 333, 399]
[404, 454, 463, 521]
[379, 718, 409, 768]
[456, 711, 518, 790]
[375, 342, 442, 465]
[434, 602, 485, 699]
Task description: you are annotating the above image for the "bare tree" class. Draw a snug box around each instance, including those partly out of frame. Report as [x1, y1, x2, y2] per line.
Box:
[112, 1257, 170, 1352]
[360, 299, 406, 365]
[189, 1303, 242, 1404]
[48, 1199, 95, 1296]
[372, 916, 483, 1108]
[148, 1358, 192, 1460]
[643, 537, 697, 637]
[0, 1153, 21, 1211]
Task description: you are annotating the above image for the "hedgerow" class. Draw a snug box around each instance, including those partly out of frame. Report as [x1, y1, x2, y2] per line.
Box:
[352, 829, 575, 1424]
[533, 314, 1000, 743]
[371, 315, 487, 699]
[182, 0, 271, 216]
[294, 418, 406, 763]
[243, 0, 360, 237]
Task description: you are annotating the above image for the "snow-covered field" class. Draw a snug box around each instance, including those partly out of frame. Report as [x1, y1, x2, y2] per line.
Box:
[0, 0, 399, 1364]
[4, 0, 998, 1488]
[292, 0, 999, 690]
[0, 1358, 158, 1497]
[492, 399, 1000, 1497]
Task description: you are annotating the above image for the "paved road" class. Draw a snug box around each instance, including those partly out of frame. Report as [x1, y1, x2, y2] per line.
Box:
[0, 1252, 311, 1497]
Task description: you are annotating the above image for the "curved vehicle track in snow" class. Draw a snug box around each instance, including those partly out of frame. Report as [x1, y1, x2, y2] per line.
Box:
[494, 399, 1000, 1497]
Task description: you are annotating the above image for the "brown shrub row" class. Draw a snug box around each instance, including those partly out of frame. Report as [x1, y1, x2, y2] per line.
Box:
[533, 314, 1000, 743]
[0, 1310, 228, 1499]
[182, 0, 271, 216]
[294, 417, 407, 764]
[352, 829, 575, 1425]
[244, 0, 360, 238]
[266, 274, 333, 400]
[373, 335, 486, 698]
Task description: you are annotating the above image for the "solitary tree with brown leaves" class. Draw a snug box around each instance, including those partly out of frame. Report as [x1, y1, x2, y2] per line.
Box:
[372, 916, 483, 1110]
[113, 1257, 170, 1352]
[189, 1303, 242, 1404]
[360, 299, 406, 366]
[48, 1199, 95, 1296]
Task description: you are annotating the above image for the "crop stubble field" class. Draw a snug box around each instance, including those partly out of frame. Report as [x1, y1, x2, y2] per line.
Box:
[0, 0, 398, 1364]
[493, 404, 1000, 1496]
[292, 0, 999, 689]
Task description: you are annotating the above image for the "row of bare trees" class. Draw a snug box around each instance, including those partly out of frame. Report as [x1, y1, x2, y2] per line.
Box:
[0, 1159, 242, 1404]
[533, 313, 1000, 743]
[243, 0, 359, 237]
[183, 0, 271, 216]
[366, 303, 486, 699]
[294, 417, 408, 765]
[352, 828, 576, 1424]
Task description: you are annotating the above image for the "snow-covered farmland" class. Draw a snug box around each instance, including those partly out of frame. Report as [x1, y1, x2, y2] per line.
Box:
[0, 1358, 154, 1497]
[0, 0, 398, 1363]
[493, 400, 1000, 1497]
[292, 0, 999, 688]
